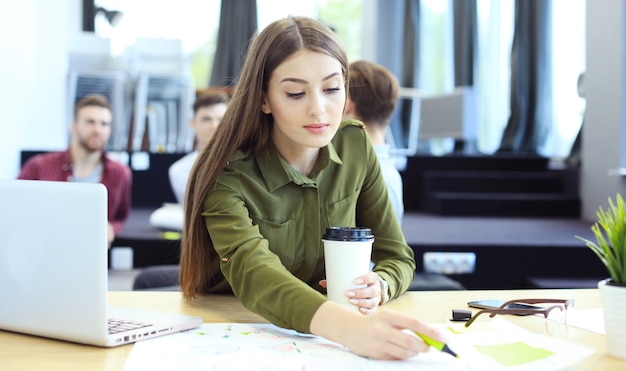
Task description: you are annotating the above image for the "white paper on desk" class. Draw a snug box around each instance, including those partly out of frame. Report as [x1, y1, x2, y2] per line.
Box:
[124, 323, 468, 371]
[566, 308, 605, 334]
[124, 321, 594, 371]
[445, 318, 595, 370]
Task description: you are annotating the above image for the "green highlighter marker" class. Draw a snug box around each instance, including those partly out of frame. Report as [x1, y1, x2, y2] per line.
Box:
[414, 332, 459, 358]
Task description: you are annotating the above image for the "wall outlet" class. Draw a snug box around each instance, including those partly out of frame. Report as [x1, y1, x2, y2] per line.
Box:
[423, 252, 476, 274]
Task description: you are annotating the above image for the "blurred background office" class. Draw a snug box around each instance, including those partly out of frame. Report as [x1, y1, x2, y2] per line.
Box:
[2, 0, 625, 222]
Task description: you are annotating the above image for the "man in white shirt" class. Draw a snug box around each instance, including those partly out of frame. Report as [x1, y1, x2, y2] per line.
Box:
[143, 92, 230, 282]
[169, 92, 229, 204]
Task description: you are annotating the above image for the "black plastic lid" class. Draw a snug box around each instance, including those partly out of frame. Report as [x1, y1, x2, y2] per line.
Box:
[322, 227, 374, 242]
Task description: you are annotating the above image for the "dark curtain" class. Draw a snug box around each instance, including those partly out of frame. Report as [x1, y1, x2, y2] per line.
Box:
[209, 0, 258, 88]
[82, 0, 95, 32]
[498, 0, 552, 153]
[376, 0, 420, 149]
[453, 0, 477, 87]
[566, 72, 585, 167]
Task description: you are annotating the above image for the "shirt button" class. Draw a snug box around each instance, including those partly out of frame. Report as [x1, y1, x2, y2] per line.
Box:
[222, 258, 229, 262]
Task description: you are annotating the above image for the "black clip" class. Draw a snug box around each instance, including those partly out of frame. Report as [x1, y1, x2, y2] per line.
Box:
[451, 309, 472, 322]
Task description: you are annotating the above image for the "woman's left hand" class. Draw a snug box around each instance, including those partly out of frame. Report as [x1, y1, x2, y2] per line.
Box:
[319, 271, 383, 315]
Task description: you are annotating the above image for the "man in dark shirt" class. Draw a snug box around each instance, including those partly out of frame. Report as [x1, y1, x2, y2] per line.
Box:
[18, 94, 132, 246]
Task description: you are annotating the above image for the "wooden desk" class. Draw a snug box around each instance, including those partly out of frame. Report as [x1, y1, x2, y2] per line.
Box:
[0, 289, 622, 370]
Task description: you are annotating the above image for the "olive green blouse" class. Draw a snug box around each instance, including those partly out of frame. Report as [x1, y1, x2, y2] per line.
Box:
[201, 120, 415, 333]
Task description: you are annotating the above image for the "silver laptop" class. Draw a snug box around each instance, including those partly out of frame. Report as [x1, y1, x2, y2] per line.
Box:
[0, 179, 202, 347]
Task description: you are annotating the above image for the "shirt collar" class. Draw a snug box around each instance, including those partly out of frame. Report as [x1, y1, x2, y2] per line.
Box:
[258, 137, 343, 193]
[65, 147, 110, 165]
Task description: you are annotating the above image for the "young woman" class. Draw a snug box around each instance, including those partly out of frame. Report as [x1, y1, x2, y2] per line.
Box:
[180, 16, 445, 360]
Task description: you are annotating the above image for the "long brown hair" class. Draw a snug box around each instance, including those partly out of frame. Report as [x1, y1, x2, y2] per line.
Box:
[180, 16, 348, 300]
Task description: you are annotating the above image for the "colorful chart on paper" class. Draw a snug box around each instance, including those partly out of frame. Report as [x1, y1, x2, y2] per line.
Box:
[124, 321, 594, 371]
[124, 323, 466, 370]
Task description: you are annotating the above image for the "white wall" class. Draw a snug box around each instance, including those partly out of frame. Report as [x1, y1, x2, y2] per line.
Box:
[581, 0, 626, 220]
[0, 0, 81, 180]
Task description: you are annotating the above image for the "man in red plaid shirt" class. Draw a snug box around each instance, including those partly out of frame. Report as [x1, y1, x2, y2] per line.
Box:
[18, 94, 132, 247]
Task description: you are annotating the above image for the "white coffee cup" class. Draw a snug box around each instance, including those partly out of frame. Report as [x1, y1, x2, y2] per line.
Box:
[322, 227, 374, 313]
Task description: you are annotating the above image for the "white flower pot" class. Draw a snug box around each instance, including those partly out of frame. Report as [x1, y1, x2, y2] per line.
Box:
[598, 278, 626, 359]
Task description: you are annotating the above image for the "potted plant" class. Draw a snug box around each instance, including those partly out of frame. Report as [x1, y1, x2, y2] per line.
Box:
[576, 194, 626, 359]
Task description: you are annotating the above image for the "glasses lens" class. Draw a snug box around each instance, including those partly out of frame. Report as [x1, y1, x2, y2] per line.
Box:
[545, 306, 567, 335]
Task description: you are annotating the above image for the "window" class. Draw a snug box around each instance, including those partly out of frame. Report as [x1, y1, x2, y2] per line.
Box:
[95, 0, 363, 90]
[95, 0, 222, 89]
[549, 0, 585, 158]
[418, 0, 514, 154]
[423, 0, 585, 157]
[94, 0, 583, 158]
[420, 0, 454, 94]
[476, 0, 514, 153]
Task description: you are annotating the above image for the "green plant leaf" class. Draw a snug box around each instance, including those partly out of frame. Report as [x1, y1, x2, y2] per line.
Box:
[575, 194, 626, 286]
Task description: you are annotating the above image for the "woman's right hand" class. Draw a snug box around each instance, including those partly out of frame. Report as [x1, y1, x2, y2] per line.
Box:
[310, 301, 446, 360]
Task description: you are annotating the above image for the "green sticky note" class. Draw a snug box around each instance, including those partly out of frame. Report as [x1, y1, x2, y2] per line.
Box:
[475, 341, 554, 367]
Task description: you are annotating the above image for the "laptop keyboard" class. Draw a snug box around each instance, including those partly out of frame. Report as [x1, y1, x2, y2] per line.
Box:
[108, 318, 153, 334]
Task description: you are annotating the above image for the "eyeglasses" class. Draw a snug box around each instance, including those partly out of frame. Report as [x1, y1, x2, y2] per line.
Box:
[464, 298, 575, 333]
